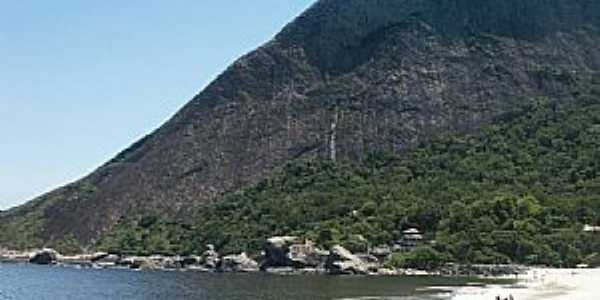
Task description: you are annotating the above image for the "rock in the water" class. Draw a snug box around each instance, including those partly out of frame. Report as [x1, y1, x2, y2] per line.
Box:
[92, 253, 120, 263]
[29, 249, 59, 265]
[181, 255, 201, 267]
[162, 256, 185, 269]
[264, 236, 299, 267]
[326, 245, 371, 275]
[116, 256, 160, 269]
[219, 252, 259, 272]
[264, 237, 329, 269]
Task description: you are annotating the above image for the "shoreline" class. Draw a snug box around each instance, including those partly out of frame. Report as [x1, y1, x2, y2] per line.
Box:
[0, 254, 528, 278]
[1, 245, 528, 277]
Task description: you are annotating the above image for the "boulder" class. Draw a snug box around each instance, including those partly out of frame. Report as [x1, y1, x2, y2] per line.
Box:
[115, 256, 137, 268]
[29, 249, 59, 265]
[219, 252, 259, 272]
[326, 245, 370, 275]
[181, 255, 201, 267]
[289, 241, 329, 268]
[161, 256, 185, 269]
[201, 244, 220, 269]
[91, 253, 120, 266]
[264, 236, 299, 267]
[370, 245, 392, 259]
[116, 256, 160, 269]
[263, 237, 329, 268]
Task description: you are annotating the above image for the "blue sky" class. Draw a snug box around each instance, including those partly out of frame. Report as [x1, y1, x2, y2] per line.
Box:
[0, 0, 316, 210]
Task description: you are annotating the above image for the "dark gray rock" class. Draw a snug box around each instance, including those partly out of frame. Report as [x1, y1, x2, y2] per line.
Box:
[264, 236, 299, 267]
[91, 252, 120, 264]
[263, 237, 329, 269]
[181, 255, 201, 267]
[29, 249, 59, 265]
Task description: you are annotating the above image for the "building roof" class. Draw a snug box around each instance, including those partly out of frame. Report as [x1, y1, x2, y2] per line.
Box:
[583, 225, 600, 232]
[404, 234, 424, 240]
[403, 228, 421, 234]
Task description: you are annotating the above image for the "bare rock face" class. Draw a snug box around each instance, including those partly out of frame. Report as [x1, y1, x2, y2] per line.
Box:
[2, 0, 600, 248]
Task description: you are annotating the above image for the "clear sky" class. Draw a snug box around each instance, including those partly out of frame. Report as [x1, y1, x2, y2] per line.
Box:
[0, 0, 316, 210]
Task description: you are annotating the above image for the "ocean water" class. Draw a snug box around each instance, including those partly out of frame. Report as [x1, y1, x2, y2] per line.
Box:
[0, 263, 479, 300]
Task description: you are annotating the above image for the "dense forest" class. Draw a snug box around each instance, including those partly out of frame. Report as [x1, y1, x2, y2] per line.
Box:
[96, 76, 600, 268]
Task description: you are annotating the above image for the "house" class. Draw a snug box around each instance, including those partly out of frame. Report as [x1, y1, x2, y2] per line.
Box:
[393, 228, 424, 252]
[583, 225, 600, 233]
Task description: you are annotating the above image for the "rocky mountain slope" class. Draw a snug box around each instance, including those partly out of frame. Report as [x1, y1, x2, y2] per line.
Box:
[2, 0, 600, 249]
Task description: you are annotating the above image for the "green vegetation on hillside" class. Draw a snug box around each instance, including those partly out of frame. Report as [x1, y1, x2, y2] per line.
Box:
[0, 213, 44, 250]
[98, 78, 600, 267]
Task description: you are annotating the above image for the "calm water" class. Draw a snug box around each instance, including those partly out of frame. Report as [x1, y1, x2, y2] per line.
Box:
[0, 263, 485, 300]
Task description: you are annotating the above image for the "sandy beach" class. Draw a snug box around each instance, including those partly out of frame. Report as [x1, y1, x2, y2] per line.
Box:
[450, 268, 600, 300]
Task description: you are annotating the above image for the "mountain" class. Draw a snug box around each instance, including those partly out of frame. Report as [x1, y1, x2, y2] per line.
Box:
[2, 0, 600, 249]
[99, 85, 600, 266]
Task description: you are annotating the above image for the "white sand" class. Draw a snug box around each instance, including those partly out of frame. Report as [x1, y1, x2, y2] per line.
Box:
[450, 268, 600, 300]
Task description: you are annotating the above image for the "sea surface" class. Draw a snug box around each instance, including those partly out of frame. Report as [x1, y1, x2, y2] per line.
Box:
[0, 263, 486, 300]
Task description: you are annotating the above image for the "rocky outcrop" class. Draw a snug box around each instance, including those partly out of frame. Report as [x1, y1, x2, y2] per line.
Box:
[219, 252, 259, 272]
[263, 237, 329, 269]
[326, 245, 371, 275]
[264, 236, 299, 267]
[29, 249, 59, 265]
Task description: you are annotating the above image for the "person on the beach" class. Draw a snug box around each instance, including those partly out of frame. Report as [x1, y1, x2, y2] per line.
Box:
[495, 296, 501, 300]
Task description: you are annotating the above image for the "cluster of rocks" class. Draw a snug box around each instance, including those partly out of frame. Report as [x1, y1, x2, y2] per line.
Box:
[0, 245, 261, 272]
[1, 240, 528, 277]
[90, 245, 261, 272]
[262, 236, 395, 275]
